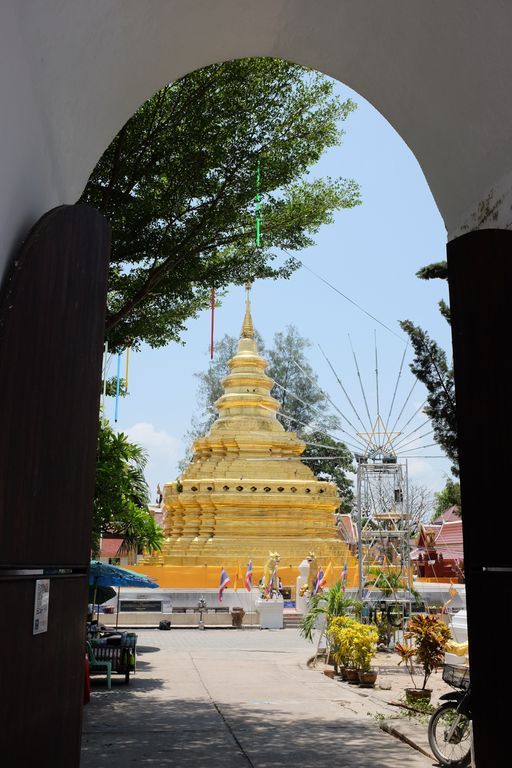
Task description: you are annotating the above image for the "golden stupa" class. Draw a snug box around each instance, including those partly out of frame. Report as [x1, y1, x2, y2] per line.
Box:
[136, 287, 356, 589]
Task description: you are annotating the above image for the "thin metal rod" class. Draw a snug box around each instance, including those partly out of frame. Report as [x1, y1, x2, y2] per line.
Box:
[394, 429, 434, 452]
[272, 379, 350, 437]
[276, 367, 368, 449]
[394, 400, 428, 439]
[396, 442, 438, 453]
[317, 345, 368, 433]
[259, 405, 366, 453]
[374, 330, 380, 417]
[125, 347, 130, 392]
[246, 455, 352, 462]
[387, 343, 408, 426]
[101, 341, 108, 423]
[357, 465, 363, 600]
[114, 352, 121, 423]
[390, 379, 417, 435]
[348, 334, 373, 429]
[392, 417, 430, 450]
[304, 440, 349, 451]
[397, 454, 445, 458]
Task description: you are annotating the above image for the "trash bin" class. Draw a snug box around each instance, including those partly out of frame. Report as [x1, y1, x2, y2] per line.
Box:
[231, 607, 245, 628]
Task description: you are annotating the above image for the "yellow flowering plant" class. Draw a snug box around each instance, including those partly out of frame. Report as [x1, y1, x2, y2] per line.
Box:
[328, 617, 378, 672]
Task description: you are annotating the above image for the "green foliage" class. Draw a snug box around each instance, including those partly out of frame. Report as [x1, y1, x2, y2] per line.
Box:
[266, 325, 354, 506]
[416, 261, 448, 281]
[432, 479, 461, 520]
[402, 613, 451, 689]
[103, 377, 127, 398]
[365, 568, 408, 595]
[93, 420, 164, 556]
[399, 320, 458, 475]
[401, 259, 458, 474]
[299, 581, 362, 642]
[181, 325, 354, 503]
[80, 58, 360, 351]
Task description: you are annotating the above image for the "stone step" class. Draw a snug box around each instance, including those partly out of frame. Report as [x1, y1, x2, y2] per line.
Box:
[283, 614, 303, 628]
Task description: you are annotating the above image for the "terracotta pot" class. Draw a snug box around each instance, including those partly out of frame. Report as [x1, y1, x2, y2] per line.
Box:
[405, 687, 432, 704]
[358, 669, 378, 687]
[339, 666, 348, 681]
[345, 667, 360, 684]
[323, 669, 336, 679]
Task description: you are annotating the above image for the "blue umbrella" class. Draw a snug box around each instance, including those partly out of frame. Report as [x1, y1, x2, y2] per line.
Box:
[89, 560, 159, 628]
[89, 560, 159, 588]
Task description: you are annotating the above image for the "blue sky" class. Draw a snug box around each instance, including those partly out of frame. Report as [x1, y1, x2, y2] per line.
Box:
[102, 77, 452, 503]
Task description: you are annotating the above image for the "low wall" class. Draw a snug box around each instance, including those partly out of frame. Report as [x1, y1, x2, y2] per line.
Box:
[101, 611, 260, 627]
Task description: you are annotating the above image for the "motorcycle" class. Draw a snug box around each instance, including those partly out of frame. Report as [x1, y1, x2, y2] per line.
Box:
[428, 664, 471, 767]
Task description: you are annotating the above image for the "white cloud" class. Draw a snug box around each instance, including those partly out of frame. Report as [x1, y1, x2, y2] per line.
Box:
[407, 457, 432, 479]
[124, 422, 182, 496]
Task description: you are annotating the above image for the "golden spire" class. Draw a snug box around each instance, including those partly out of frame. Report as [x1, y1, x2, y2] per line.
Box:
[241, 282, 255, 339]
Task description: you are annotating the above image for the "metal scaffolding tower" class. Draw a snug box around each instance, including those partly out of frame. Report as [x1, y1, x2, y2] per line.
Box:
[356, 456, 412, 605]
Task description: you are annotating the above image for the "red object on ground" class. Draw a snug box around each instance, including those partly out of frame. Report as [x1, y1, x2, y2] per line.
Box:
[84, 654, 91, 704]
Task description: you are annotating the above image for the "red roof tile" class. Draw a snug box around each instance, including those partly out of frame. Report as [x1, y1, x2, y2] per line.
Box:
[338, 514, 358, 544]
[432, 505, 460, 524]
[99, 538, 124, 557]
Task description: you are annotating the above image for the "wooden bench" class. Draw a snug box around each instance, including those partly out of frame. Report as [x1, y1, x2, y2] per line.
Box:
[90, 633, 137, 683]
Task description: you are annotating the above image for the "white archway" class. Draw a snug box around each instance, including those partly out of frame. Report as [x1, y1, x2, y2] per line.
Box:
[2, 0, 512, 284]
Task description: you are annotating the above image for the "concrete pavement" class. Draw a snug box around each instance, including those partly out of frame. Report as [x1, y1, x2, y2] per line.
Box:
[81, 629, 435, 767]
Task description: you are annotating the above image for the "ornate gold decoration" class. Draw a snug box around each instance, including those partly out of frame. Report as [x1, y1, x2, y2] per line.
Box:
[357, 415, 401, 457]
[142, 290, 355, 583]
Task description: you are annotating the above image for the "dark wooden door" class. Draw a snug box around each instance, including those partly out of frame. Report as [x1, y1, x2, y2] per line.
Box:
[0, 205, 110, 766]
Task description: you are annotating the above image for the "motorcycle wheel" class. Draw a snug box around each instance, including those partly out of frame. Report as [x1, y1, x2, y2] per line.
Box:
[428, 701, 472, 767]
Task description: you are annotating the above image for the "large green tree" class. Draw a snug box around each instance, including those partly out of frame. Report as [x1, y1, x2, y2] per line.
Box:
[182, 326, 354, 507]
[432, 478, 461, 520]
[93, 420, 164, 557]
[400, 261, 458, 476]
[80, 58, 360, 351]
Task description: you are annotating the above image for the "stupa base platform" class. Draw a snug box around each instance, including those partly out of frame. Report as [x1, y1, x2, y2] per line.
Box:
[127, 562, 359, 590]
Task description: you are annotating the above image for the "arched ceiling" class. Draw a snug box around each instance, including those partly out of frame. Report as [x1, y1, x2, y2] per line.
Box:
[2, 1, 512, 276]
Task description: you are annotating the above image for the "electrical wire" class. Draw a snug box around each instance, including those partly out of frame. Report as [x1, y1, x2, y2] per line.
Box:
[285, 251, 406, 343]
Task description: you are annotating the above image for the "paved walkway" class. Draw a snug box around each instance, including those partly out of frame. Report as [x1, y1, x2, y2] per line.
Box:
[81, 629, 435, 767]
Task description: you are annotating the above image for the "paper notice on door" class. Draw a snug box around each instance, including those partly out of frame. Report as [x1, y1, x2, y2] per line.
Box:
[33, 578, 50, 635]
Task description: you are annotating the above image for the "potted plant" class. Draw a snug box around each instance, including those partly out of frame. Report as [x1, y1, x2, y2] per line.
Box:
[353, 623, 379, 687]
[396, 614, 451, 703]
[328, 615, 358, 680]
[299, 581, 362, 642]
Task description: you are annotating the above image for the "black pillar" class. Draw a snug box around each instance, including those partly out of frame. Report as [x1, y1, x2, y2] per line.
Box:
[448, 229, 512, 766]
[0, 205, 110, 766]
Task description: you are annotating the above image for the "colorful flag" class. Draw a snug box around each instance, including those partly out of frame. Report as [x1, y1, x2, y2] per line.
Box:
[245, 560, 253, 592]
[314, 567, 324, 595]
[233, 562, 242, 592]
[266, 568, 277, 596]
[448, 582, 458, 599]
[341, 563, 348, 592]
[218, 567, 231, 602]
[319, 562, 332, 590]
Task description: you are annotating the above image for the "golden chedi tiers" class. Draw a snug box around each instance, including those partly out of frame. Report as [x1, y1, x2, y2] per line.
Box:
[140, 287, 355, 588]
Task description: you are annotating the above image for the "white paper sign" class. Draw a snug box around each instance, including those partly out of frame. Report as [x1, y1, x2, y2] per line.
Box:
[33, 579, 50, 634]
